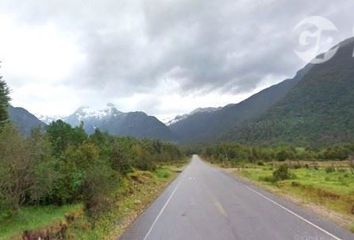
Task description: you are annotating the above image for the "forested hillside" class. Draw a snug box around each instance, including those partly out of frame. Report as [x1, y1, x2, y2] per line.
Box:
[169, 63, 311, 143]
[226, 38, 354, 145]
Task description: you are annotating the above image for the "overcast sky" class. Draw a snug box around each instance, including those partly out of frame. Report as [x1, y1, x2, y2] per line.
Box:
[0, 0, 353, 121]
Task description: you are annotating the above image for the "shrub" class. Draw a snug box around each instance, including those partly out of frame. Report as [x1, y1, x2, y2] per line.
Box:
[325, 166, 335, 173]
[82, 164, 117, 221]
[0, 124, 31, 213]
[273, 164, 291, 181]
[110, 141, 132, 174]
[291, 181, 301, 187]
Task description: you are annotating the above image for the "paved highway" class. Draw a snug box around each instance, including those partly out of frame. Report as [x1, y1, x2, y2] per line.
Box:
[120, 155, 354, 240]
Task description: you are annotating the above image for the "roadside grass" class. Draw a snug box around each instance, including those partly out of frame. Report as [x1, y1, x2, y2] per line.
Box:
[228, 161, 354, 231]
[65, 165, 181, 239]
[0, 204, 82, 240]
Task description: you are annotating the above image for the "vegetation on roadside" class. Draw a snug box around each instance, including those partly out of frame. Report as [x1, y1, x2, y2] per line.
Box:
[66, 165, 182, 239]
[0, 120, 183, 239]
[236, 163, 354, 230]
[202, 143, 354, 232]
[0, 76, 185, 239]
[0, 204, 82, 240]
[203, 143, 354, 165]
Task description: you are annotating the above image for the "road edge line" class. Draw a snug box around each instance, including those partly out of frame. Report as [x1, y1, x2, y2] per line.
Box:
[142, 180, 182, 240]
[245, 185, 342, 240]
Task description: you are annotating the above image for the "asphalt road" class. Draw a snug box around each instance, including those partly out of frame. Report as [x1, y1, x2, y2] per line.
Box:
[120, 155, 354, 240]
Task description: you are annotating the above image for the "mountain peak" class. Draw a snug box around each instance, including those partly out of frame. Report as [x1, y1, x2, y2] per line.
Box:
[72, 104, 123, 120]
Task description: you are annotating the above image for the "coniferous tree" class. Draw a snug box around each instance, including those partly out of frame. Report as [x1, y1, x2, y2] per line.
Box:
[0, 63, 10, 125]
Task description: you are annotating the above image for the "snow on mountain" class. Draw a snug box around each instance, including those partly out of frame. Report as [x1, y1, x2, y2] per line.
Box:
[61, 103, 174, 140]
[72, 103, 125, 121]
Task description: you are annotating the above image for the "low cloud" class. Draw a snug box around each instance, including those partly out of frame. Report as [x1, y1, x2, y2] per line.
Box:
[0, 0, 353, 119]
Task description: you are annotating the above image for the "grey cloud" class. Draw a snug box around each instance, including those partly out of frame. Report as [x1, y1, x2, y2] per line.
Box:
[1, 0, 354, 102]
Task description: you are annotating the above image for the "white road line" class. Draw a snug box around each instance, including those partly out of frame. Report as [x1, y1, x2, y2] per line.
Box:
[142, 181, 182, 240]
[245, 186, 342, 240]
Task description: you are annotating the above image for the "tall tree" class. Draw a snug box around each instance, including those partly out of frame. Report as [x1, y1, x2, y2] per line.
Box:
[0, 63, 10, 125]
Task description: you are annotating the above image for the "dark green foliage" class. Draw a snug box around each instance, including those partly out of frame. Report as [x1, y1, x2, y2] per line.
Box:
[325, 166, 336, 173]
[0, 76, 10, 126]
[227, 39, 354, 146]
[0, 125, 54, 217]
[47, 120, 87, 157]
[0, 120, 183, 219]
[170, 39, 354, 146]
[202, 143, 354, 164]
[110, 140, 133, 174]
[273, 165, 291, 181]
[81, 156, 117, 220]
[169, 72, 302, 144]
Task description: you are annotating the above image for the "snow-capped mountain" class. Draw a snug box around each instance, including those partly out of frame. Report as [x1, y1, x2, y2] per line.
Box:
[63, 103, 174, 140]
[65, 103, 125, 125]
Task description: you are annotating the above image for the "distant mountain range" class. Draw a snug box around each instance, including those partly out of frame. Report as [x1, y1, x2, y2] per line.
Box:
[226, 37, 354, 145]
[63, 104, 174, 140]
[170, 37, 354, 145]
[10, 104, 174, 140]
[168, 72, 305, 143]
[8, 37, 354, 145]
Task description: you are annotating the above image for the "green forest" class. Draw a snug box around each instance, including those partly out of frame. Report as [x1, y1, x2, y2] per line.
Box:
[0, 78, 184, 239]
[202, 143, 354, 165]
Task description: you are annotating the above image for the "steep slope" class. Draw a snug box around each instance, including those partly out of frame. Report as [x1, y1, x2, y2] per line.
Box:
[8, 105, 46, 135]
[64, 104, 174, 140]
[169, 67, 309, 143]
[227, 38, 354, 145]
[166, 107, 220, 126]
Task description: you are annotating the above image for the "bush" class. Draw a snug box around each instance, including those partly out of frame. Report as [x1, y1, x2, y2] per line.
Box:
[325, 166, 335, 173]
[291, 181, 301, 187]
[0, 124, 31, 213]
[257, 161, 265, 166]
[273, 164, 291, 181]
[82, 164, 117, 221]
[110, 141, 132, 174]
[0, 117, 183, 221]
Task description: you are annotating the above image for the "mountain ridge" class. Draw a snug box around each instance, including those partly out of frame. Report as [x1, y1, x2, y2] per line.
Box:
[63, 104, 175, 140]
[8, 105, 47, 136]
[224, 37, 354, 145]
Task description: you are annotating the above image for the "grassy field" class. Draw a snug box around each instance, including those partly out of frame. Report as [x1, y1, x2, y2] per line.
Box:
[0, 164, 183, 240]
[224, 161, 354, 232]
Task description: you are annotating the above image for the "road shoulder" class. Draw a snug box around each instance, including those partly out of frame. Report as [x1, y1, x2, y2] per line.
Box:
[217, 166, 354, 239]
